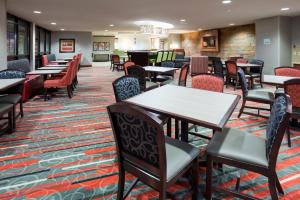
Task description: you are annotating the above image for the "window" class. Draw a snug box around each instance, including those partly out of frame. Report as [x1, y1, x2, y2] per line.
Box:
[6, 14, 30, 61]
[35, 26, 51, 68]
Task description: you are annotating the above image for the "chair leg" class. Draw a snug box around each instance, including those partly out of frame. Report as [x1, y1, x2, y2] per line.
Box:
[205, 155, 213, 200]
[268, 175, 279, 200]
[117, 168, 125, 200]
[44, 88, 48, 101]
[67, 86, 72, 98]
[159, 185, 167, 200]
[274, 173, 284, 195]
[20, 100, 24, 118]
[167, 118, 172, 137]
[286, 126, 292, 147]
[192, 159, 199, 200]
[238, 99, 246, 118]
[8, 110, 14, 133]
[175, 119, 179, 139]
[12, 105, 16, 130]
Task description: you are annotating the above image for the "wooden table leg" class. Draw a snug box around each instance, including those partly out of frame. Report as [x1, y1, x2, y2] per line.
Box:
[181, 120, 188, 142]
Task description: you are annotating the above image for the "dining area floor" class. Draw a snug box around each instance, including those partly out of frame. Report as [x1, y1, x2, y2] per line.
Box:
[0, 64, 299, 200]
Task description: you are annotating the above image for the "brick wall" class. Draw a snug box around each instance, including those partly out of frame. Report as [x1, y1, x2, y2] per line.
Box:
[181, 24, 256, 59]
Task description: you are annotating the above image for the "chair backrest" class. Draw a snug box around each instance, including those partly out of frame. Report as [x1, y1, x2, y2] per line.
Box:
[225, 60, 238, 75]
[155, 51, 163, 64]
[249, 59, 264, 73]
[265, 94, 291, 168]
[167, 51, 173, 61]
[190, 56, 209, 76]
[112, 76, 141, 102]
[284, 78, 300, 108]
[274, 67, 300, 77]
[42, 55, 49, 66]
[107, 103, 166, 179]
[123, 61, 135, 75]
[161, 61, 175, 68]
[171, 51, 177, 61]
[61, 60, 75, 85]
[237, 68, 248, 97]
[212, 60, 224, 78]
[236, 58, 248, 64]
[192, 74, 224, 93]
[127, 65, 147, 91]
[162, 51, 168, 62]
[294, 63, 300, 70]
[47, 54, 56, 62]
[111, 55, 120, 63]
[7, 59, 31, 73]
[178, 64, 190, 86]
[0, 70, 25, 79]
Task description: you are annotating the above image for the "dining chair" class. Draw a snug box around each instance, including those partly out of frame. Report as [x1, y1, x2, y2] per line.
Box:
[274, 67, 300, 77]
[111, 55, 123, 71]
[0, 103, 14, 133]
[284, 78, 300, 147]
[161, 63, 190, 87]
[249, 59, 264, 88]
[162, 51, 169, 62]
[238, 68, 274, 118]
[112, 75, 172, 136]
[206, 93, 291, 200]
[225, 60, 239, 90]
[155, 51, 164, 65]
[212, 60, 225, 80]
[107, 102, 200, 200]
[123, 61, 135, 75]
[155, 61, 176, 82]
[127, 65, 159, 91]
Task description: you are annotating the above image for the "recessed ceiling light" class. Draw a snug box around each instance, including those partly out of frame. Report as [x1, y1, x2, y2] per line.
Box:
[33, 10, 42, 14]
[60, 28, 65, 31]
[281, 7, 290, 11]
[104, 30, 108, 32]
[229, 23, 235, 26]
[109, 24, 114, 27]
[222, 0, 232, 4]
[198, 28, 203, 31]
[50, 22, 56, 25]
[180, 19, 186, 22]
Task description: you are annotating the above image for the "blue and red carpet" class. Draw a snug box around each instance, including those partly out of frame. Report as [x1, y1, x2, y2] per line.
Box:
[0, 65, 299, 199]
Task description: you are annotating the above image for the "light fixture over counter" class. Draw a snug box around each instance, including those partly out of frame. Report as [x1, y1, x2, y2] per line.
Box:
[135, 20, 174, 36]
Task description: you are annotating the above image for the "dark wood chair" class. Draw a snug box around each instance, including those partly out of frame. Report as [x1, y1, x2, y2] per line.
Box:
[0, 103, 14, 133]
[112, 75, 172, 137]
[206, 93, 292, 200]
[284, 78, 300, 147]
[127, 65, 159, 92]
[123, 61, 135, 76]
[111, 55, 124, 71]
[161, 64, 189, 87]
[212, 60, 225, 80]
[107, 102, 200, 200]
[249, 59, 264, 88]
[238, 68, 274, 119]
[225, 60, 239, 90]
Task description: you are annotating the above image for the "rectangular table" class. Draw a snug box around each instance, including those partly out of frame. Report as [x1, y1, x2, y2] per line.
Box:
[144, 66, 178, 73]
[222, 61, 261, 68]
[27, 69, 63, 75]
[262, 75, 297, 86]
[46, 64, 68, 67]
[125, 85, 240, 142]
[39, 67, 67, 70]
[0, 78, 26, 91]
[50, 60, 68, 64]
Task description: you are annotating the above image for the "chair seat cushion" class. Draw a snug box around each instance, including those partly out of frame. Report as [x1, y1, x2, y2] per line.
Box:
[207, 127, 268, 167]
[165, 137, 199, 181]
[44, 79, 65, 88]
[146, 81, 159, 91]
[0, 103, 13, 114]
[0, 94, 22, 104]
[247, 90, 275, 102]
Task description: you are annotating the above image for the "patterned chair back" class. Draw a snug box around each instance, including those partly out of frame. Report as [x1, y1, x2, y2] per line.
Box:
[265, 94, 291, 167]
[249, 59, 264, 73]
[212, 60, 224, 78]
[178, 64, 190, 86]
[284, 79, 300, 108]
[192, 74, 224, 93]
[237, 68, 248, 97]
[274, 67, 300, 77]
[112, 76, 140, 102]
[225, 60, 238, 75]
[127, 65, 146, 91]
[123, 61, 135, 75]
[0, 70, 25, 79]
[7, 59, 31, 73]
[107, 103, 166, 177]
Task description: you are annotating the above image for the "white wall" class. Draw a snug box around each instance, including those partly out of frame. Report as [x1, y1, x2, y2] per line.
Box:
[51, 31, 92, 65]
[0, 0, 7, 70]
[117, 34, 152, 51]
[279, 17, 292, 67]
[292, 16, 300, 64]
[168, 34, 181, 49]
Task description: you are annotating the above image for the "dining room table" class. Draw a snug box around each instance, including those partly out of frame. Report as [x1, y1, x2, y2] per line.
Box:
[143, 66, 178, 82]
[261, 75, 297, 87]
[50, 60, 69, 64]
[0, 78, 26, 92]
[39, 66, 67, 70]
[46, 64, 68, 67]
[125, 85, 240, 142]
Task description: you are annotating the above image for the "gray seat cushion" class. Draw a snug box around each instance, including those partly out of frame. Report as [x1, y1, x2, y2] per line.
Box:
[207, 127, 268, 167]
[0, 95, 22, 104]
[165, 137, 199, 181]
[0, 103, 13, 115]
[7, 59, 31, 73]
[246, 90, 274, 102]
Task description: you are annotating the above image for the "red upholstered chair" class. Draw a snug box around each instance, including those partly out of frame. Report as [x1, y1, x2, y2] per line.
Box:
[44, 60, 76, 99]
[123, 61, 135, 75]
[274, 67, 300, 77]
[192, 74, 224, 93]
[225, 60, 239, 90]
[42, 55, 49, 67]
[284, 78, 300, 147]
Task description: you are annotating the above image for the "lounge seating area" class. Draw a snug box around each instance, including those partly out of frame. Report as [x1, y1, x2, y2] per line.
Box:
[1, 0, 300, 199]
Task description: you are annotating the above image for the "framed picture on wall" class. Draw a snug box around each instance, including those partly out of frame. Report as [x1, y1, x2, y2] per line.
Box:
[93, 42, 110, 51]
[59, 39, 75, 53]
[200, 30, 219, 52]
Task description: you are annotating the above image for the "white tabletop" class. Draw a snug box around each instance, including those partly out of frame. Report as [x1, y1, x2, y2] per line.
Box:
[262, 75, 297, 86]
[0, 78, 26, 91]
[46, 64, 68, 67]
[26, 69, 63, 75]
[51, 60, 68, 63]
[221, 61, 261, 68]
[39, 67, 67, 70]
[144, 66, 178, 73]
[125, 85, 240, 130]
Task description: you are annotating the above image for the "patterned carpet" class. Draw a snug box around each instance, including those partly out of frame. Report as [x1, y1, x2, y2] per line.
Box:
[0, 65, 299, 200]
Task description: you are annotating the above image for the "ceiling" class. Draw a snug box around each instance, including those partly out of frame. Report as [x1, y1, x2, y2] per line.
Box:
[7, 0, 300, 34]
